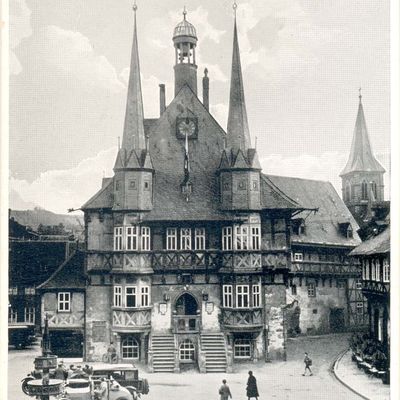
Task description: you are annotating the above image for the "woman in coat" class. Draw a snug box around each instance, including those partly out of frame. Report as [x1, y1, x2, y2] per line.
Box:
[246, 371, 259, 400]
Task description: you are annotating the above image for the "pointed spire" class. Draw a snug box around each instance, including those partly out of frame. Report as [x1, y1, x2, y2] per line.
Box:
[226, 4, 251, 152]
[121, 2, 146, 152]
[340, 92, 385, 176]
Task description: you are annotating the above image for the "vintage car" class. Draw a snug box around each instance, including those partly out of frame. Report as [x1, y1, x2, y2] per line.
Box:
[8, 322, 36, 349]
[64, 377, 137, 400]
[91, 364, 149, 395]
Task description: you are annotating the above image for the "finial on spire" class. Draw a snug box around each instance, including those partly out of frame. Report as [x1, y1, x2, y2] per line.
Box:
[183, 5, 187, 20]
[133, 0, 137, 12]
[233, 2, 238, 17]
[358, 87, 362, 102]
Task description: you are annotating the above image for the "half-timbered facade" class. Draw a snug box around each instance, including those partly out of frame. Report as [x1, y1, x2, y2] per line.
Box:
[78, 6, 363, 372]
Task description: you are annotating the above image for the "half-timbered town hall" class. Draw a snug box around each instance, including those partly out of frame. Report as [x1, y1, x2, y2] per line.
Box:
[40, 6, 366, 371]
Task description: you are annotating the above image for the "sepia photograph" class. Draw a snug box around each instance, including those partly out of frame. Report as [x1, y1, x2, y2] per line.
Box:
[4, 1, 397, 400]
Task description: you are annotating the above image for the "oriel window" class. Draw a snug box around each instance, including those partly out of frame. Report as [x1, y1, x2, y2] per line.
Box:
[114, 227, 123, 251]
[252, 284, 261, 307]
[194, 228, 206, 250]
[126, 287, 137, 308]
[113, 286, 122, 307]
[236, 285, 249, 308]
[141, 227, 151, 251]
[222, 285, 233, 308]
[222, 227, 233, 251]
[141, 286, 150, 307]
[126, 226, 139, 251]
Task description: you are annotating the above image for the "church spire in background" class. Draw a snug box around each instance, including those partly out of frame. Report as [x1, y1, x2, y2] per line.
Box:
[226, 2, 251, 152]
[340, 90, 385, 176]
[121, 1, 146, 151]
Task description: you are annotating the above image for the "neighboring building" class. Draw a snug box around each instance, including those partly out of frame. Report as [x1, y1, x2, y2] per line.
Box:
[267, 176, 367, 335]
[350, 226, 390, 354]
[37, 251, 86, 357]
[77, 7, 365, 373]
[340, 93, 385, 226]
[8, 217, 76, 332]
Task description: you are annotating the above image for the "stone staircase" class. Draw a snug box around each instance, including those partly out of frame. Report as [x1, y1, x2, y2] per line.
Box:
[200, 333, 228, 373]
[150, 334, 176, 373]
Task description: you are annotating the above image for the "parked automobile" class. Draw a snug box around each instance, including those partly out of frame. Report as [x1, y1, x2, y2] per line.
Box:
[8, 322, 36, 349]
[91, 364, 149, 395]
[64, 377, 136, 400]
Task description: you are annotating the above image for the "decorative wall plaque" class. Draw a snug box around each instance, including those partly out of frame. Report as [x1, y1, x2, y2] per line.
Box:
[205, 302, 214, 314]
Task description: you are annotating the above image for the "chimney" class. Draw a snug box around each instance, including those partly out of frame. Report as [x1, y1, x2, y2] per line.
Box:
[202, 68, 209, 111]
[159, 84, 166, 116]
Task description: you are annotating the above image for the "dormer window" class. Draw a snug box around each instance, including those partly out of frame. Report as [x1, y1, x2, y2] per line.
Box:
[338, 222, 353, 238]
[292, 218, 305, 235]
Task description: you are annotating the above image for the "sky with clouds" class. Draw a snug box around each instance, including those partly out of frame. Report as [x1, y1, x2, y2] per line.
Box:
[10, 0, 390, 214]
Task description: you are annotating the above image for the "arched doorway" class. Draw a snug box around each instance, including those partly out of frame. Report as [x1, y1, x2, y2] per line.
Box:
[173, 293, 199, 332]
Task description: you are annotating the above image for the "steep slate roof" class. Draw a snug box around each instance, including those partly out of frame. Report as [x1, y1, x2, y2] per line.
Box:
[340, 96, 385, 176]
[350, 226, 390, 256]
[266, 174, 361, 247]
[226, 17, 251, 152]
[81, 178, 113, 210]
[37, 251, 85, 290]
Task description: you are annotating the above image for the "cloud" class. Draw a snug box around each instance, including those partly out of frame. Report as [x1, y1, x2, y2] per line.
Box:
[260, 151, 391, 199]
[10, 147, 118, 214]
[40, 26, 125, 93]
[210, 103, 228, 128]
[10, 0, 32, 75]
[188, 6, 226, 44]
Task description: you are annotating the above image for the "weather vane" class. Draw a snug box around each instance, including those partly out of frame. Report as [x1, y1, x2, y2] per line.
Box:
[233, 2, 238, 16]
[133, 0, 137, 12]
[183, 5, 187, 19]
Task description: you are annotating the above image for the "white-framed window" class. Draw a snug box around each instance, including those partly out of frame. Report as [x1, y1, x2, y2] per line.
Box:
[307, 283, 316, 297]
[222, 285, 233, 308]
[58, 292, 71, 312]
[365, 261, 370, 281]
[180, 228, 192, 250]
[24, 307, 35, 323]
[252, 284, 261, 307]
[236, 285, 249, 308]
[234, 339, 251, 359]
[114, 227, 123, 251]
[375, 262, 381, 282]
[293, 253, 303, 262]
[222, 227, 233, 251]
[141, 227, 151, 251]
[24, 287, 35, 295]
[8, 308, 18, 323]
[113, 286, 122, 307]
[141, 286, 150, 307]
[122, 337, 139, 359]
[383, 260, 390, 283]
[371, 261, 376, 281]
[194, 228, 206, 250]
[126, 226, 139, 251]
[125, 286, 137, 308]
[356, 302, 364, 315]
[8, 287, 18, 295]
[179, 339, 195, 361]
[251, 226, 261, 250]
[166, 228, 178, 250]
[235, 226, 249, 250]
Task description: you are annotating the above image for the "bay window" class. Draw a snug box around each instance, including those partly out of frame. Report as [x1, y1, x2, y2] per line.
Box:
[126, 287, 137, 308]
[180, 228, 192, 250]
[222, 285, 233, 308]
[222, 224, 261, 251]
[114, 286, 122, 307]
[126, 226, 139, 250]
[141, 227, 151, 251]
[194, 228, 206, 250]
[114, 227, 123, 251]
[236, 285, 249, 308]
[166, 228, 178, 250]
[236, 226, 249, 250]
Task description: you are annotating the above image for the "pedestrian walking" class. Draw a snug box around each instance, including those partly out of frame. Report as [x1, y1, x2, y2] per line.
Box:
[246, 371, 259, 400]
[302, 352, 313, 376]
[219, 379, 232, 400]
[54, 363, 66, 380]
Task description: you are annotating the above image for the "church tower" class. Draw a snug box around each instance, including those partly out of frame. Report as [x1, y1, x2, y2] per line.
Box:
[218, 6, 261, 211]
[113, 4, 154, 211]
[340, 92, 385, 220]
[173, 8, 198, 96]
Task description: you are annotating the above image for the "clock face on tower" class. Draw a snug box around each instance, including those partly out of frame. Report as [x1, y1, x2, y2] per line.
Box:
[176, 117, 198, 139]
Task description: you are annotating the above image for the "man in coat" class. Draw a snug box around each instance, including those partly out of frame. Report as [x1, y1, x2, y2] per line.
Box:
[219, 379, 232, 400]
[246, 371, 259, 400]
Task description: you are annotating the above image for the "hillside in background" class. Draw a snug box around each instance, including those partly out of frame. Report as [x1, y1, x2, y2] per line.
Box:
[10, 208, 84, 234]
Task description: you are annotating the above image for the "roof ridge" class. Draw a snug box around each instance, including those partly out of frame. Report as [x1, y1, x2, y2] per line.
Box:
[261, 174, 301, 208]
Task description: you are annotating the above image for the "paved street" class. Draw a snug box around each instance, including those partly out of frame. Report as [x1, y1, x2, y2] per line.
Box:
[9, 334, 363, 400]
